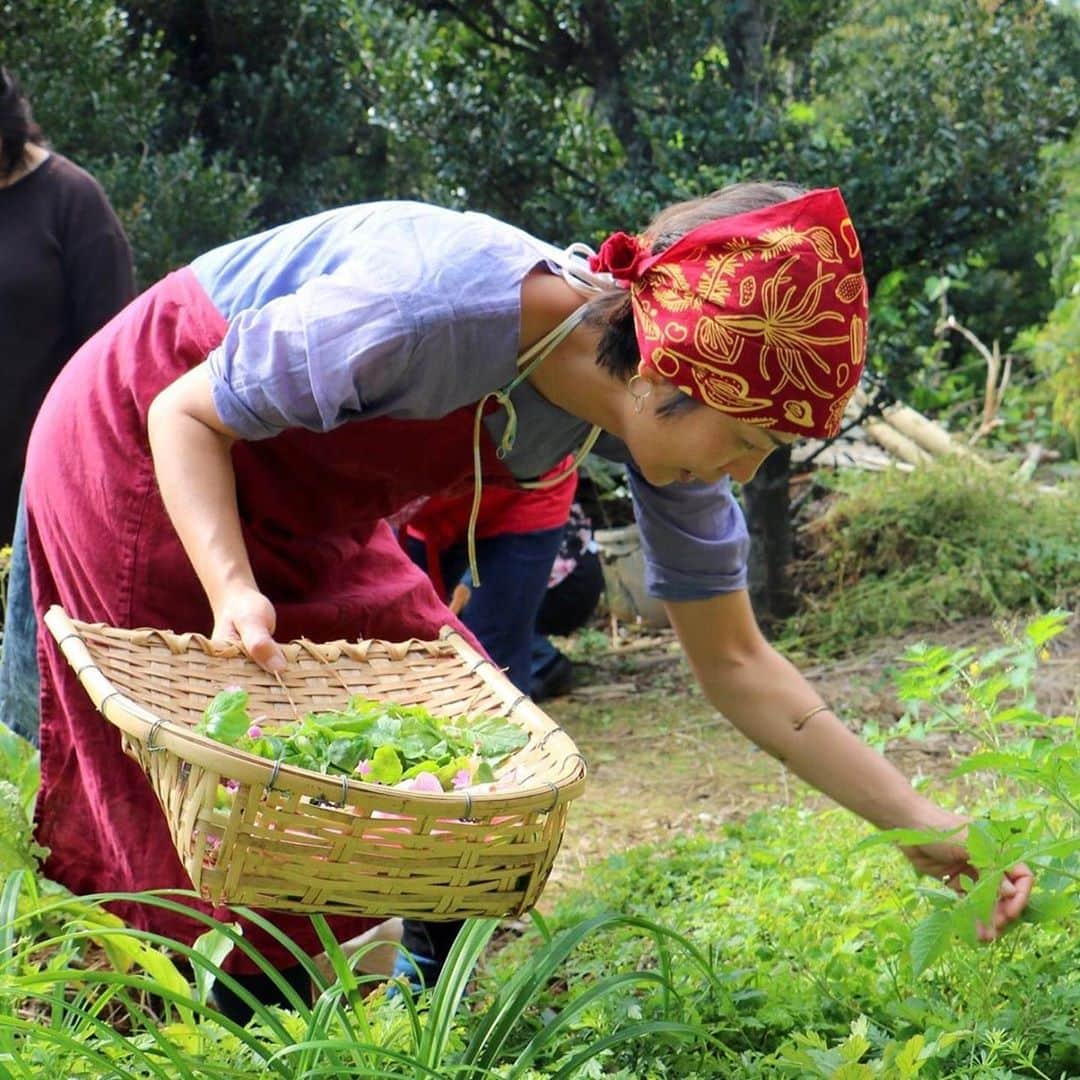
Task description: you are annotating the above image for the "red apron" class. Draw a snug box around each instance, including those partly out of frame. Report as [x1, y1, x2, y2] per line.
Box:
[24, 267, 514, 972]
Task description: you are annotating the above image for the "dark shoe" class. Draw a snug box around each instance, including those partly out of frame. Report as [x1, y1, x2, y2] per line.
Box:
[209, 963, 312, 1025]
[529, 652, 574, 702]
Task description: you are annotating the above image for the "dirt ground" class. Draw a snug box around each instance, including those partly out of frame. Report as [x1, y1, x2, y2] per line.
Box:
[536, 614, 1080, 908]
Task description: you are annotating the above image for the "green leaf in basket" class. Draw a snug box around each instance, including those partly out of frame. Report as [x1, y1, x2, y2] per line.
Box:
[197, 689, 251, 745]
[457, 715, 529, 760]
[308, 711, 377, 736]
[249, 735, 286, 762]
[369, 745, 403, 784]
[369, 714, 403, 745]
[401, 759, 441, 781]
[436, 755, 475, 790]
[327, 736, 374, 774]
[475, 761, 495, 784]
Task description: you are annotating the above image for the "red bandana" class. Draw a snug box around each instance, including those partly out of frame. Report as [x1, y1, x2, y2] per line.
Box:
[589, 188, 867, 439]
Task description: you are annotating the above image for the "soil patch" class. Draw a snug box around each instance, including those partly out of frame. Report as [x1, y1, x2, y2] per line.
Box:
[538, 616, 1079, 908]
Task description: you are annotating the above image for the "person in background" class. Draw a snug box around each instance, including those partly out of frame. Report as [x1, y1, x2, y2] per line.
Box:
[0, 67, 134, 743]
[398, 468, 604, 992]
[404, 457, 602, 700]
[529, 497, 604, 700]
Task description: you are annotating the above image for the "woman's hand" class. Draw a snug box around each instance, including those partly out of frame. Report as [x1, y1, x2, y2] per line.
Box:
[900, 812, 1034, 941]
[212, 585, 286, 673]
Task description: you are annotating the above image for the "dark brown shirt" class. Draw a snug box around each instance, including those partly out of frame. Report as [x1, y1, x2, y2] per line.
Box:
[0, 152, 134, 542]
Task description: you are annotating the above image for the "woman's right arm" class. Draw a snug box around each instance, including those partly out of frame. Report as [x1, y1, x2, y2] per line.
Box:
[146, 363, 286, 671]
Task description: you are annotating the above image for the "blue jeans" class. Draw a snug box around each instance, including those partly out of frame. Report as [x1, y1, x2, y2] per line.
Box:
[405, 525, 564, 695]
[0, 494, 40, 745]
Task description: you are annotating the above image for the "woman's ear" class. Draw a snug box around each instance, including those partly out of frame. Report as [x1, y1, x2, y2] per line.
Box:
[635, 359, 665, 387]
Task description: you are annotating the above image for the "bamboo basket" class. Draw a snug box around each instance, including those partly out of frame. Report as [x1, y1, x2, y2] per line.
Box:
[44, 606, 587, 920]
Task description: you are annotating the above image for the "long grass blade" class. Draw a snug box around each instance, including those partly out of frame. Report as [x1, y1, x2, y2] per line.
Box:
[0, 1013, 154, 1080]
[550, 1020, 718, 1079]
[416, 917, 498, 1070]
[506, 970, 676, 1077]
[0, 871, 25, 976]
[266, 1037, 446, 1078]
[464, 911, 626, 1068]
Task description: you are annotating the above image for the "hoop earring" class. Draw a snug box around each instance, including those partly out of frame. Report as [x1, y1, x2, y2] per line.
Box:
[627, 373, 652, 415]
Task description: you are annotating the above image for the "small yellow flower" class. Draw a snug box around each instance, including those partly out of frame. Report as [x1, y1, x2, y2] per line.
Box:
[968, 662, 981, 676]
[1039, 648, 1051, 661]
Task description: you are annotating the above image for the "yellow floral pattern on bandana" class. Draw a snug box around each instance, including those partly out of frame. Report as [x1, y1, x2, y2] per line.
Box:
[632, 216, 867, 438]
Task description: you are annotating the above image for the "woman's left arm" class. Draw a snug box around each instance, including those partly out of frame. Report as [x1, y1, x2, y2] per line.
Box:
[665, 589, 1032, 938]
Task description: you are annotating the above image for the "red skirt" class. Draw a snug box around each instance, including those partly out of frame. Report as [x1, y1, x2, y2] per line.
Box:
[24, 268, 505, 972]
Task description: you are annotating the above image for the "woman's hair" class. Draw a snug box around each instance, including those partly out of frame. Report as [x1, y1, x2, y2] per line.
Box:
[584, 181, 806, 415]
[0, 68, 46, 179]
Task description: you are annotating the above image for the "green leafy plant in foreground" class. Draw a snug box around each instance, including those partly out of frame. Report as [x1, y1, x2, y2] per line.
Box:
[0, 881, 720, 1078]
[859, 609, 1078, 976]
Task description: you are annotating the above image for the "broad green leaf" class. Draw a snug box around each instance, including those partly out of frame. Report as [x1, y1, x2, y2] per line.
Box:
[191, 923, 239, 1005]
[1022, 890, 1077, 924]
[910, 908, 955, 976]
[1024, 609, 1071, 648]
[370, 745, 403, 785]
[963, 820, 997, 867]
[196, 689, 251, 745]
[894, 1033, 927, 1076]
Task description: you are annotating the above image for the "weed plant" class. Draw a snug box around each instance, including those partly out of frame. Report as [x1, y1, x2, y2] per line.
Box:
[491, 613, 1079, 1077]
[0, 615, 1075, 1077]
[783, 458, 1079, 658]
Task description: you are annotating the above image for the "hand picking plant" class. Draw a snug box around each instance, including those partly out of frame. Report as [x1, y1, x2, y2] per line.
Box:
[196, 690, 529, 798]
[859, 609, 1078, 975]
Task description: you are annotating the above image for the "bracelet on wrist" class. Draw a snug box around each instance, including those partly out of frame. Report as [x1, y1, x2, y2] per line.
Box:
[793, 703, 830, 731]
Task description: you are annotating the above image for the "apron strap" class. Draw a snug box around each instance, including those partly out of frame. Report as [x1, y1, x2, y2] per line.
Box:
[467, 246, 613, 587]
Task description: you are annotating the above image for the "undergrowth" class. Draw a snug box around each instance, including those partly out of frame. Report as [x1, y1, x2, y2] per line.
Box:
[782, 458, 1079, 658]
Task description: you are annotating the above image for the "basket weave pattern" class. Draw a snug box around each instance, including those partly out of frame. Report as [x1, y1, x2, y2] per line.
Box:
[45, 607, 586, 920]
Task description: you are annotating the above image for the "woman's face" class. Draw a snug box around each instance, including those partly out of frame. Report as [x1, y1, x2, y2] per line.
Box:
[623, 382, 796, 488]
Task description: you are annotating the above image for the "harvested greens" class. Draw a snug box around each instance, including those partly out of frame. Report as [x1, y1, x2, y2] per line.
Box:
[196, 688, 529, 793]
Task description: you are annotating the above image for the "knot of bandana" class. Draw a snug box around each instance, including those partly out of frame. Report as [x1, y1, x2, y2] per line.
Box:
[591, 188, 868, 440]
[590, 230, 650, 283]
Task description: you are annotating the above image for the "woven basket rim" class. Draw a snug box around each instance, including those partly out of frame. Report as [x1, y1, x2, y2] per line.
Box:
[44, 605, 587, 814]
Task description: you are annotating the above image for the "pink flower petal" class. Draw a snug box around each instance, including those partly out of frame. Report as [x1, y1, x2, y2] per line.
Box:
[410, 771, 443, 794]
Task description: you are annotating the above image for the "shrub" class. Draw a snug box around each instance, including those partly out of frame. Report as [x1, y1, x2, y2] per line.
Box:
[784, 458, 1080, 657]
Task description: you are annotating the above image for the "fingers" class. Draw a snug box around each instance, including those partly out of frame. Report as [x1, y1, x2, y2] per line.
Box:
[998, 864, 1034, 921]
[210, 588, 286, 673]
[977, 864, 1035, 941]
[236, 617, 286, 673]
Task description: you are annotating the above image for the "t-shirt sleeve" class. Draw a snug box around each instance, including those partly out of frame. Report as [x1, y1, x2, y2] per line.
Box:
[206, 270, 417, 439]
[627, 464, 749, 600]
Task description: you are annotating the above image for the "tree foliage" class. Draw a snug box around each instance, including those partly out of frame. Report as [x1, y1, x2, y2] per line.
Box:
[2, 0, 1077, 441]
[1, 0, 260, 283]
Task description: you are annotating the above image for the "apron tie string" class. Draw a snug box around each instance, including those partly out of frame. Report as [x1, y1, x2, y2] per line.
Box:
[468, 303, 594, 586]
[467, 244, 612, 587]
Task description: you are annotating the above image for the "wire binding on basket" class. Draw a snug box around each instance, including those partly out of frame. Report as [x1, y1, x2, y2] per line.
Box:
[145, 717, 167, 753]
[537, 726, 566, 750]
[266, 757, 282, 792]
[562, 752, 588, 775]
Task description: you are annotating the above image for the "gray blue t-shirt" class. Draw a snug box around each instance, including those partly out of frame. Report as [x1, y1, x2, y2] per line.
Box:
[190, 201, 748, 601]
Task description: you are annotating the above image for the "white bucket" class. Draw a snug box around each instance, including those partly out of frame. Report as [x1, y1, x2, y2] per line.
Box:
[593, 523, 670, 628]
